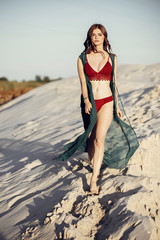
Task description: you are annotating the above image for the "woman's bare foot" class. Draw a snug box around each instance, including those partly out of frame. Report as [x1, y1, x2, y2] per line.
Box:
[90, 176, 99, 195]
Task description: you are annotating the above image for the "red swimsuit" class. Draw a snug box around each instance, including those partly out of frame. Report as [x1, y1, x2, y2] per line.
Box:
[84, 54, 113, 112]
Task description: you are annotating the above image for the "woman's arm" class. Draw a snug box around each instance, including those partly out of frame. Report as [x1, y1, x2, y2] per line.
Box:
[114, 55, 122, 118]
[114, 55, 119, 108]
[77, 57, 89, 101]
[77, 57, 92, 114]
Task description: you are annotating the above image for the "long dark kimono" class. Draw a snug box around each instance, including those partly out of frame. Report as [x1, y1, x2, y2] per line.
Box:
[57, 51, 139, 169]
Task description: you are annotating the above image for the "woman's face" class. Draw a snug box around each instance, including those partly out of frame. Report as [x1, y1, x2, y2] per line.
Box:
[91, 28, 104, 46]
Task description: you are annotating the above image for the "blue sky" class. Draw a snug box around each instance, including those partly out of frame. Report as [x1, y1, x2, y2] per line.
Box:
[0, 0, 160, 81]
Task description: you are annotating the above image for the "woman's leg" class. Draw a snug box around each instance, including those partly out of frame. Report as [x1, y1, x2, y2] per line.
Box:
[90, 100, 113, 193]
[87, 125, 96, 166]
[88, 96, 113, 167]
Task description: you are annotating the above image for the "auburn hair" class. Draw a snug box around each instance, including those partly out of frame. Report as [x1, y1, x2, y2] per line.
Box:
[82, 23, 116, 58]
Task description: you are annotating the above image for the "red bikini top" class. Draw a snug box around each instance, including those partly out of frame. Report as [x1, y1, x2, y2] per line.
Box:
[84, 54, 112, 81]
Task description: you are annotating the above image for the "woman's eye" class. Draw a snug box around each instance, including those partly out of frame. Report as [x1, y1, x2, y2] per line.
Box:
[92, 34, 102, 37]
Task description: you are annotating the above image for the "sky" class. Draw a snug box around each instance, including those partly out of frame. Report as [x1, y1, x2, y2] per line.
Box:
[0, 0, 160, 81]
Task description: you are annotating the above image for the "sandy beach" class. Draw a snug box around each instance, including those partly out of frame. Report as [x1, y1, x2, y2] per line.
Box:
[0, 63, 160, 240]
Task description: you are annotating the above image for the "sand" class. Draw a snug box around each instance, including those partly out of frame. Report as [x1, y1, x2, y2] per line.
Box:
[0, 63, 160, 240]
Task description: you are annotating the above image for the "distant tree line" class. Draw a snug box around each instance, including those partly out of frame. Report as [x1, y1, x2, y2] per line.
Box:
[0, 75, 62, 82]
[34, 75, 62, 83]
[0, 75, 63, 105]
[0, 77, 8, 82]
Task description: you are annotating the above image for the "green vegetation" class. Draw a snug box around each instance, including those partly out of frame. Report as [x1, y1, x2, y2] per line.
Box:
[0, 75, 62, 105]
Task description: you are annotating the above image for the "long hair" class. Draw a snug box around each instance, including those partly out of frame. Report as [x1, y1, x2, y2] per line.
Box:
[82, 23, 116, 58]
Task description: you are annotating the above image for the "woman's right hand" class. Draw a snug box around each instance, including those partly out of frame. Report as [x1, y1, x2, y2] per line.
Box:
[84, 99, 92, 115]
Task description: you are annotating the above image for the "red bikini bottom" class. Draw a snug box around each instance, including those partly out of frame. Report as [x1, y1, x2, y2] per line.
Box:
[94, 95, 113, 112]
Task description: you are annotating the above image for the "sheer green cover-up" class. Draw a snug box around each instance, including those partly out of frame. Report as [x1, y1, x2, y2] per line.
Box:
[57, 51, 139, 169]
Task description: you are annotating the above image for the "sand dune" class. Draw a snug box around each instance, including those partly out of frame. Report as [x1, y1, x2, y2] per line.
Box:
[0, 63, 160, 240]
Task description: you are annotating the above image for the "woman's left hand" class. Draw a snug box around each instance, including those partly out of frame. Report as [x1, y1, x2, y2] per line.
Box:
[117, 106, 122, 118]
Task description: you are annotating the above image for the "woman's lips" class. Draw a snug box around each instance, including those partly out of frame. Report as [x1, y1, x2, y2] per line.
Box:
[95, 40, 99, 42]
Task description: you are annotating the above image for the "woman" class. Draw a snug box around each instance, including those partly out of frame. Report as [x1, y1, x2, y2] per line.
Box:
[58, 23, 139, 195]
[77, 24, 122, 194]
